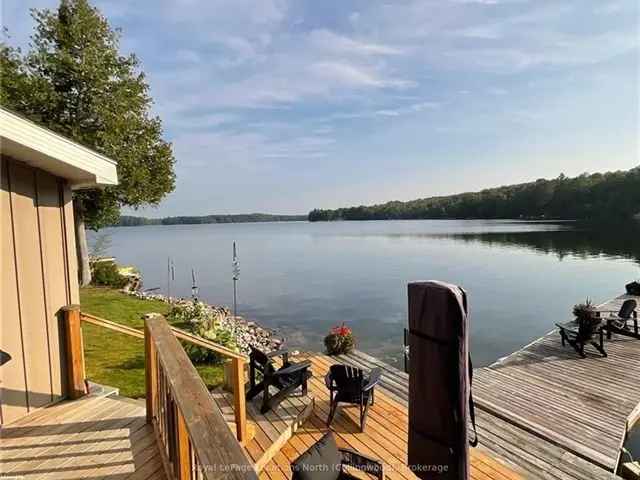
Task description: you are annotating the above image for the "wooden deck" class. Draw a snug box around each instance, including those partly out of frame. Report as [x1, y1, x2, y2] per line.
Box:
[327, 293, 640, 480]
[0, 392, 167, 479]
[211, 386, 314, 472]
[475, 320, 640, 471]
[259, 353, 523, 480]
[334, 349, 626, 480]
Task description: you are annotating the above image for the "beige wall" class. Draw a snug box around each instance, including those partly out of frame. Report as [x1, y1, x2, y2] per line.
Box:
[1, 155, 80, 425]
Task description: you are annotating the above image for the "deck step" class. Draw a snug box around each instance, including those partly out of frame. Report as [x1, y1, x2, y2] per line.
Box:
[210, 387, 314, 473]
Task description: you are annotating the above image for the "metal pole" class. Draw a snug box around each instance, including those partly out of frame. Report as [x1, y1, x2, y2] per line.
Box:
[191, 268, 198, 301]
[232, 241, 239, 319]
[233, 280, 237, 319]
[167, 256, 171, 299]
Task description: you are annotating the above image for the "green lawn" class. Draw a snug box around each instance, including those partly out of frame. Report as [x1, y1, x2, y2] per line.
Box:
[80, 287, 224, 398]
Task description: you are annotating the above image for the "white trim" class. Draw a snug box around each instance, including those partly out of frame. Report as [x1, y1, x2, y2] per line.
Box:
[0, 107, 118, 187]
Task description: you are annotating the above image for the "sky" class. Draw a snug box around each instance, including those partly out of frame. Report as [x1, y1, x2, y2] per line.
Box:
[3, 0, 639, 216]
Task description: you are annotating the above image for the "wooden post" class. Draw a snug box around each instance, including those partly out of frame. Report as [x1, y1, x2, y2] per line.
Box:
[231, 357, 247, 443]
[176, 409, 191, 480]
[62, 305, 85, 399]
[145, 316, 158, 424]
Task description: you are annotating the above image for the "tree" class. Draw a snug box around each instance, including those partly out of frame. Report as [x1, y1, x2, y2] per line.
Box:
[0, 0, 175, 285]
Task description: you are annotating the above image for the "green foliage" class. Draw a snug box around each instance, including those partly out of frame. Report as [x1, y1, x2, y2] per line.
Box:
[572, 298, 600, 337]
[1, 0, 175, 229]
[91, 261, 128, 288]
[309, 168, 640, 222]
[167, 302, 238, 364]
[80, 287, 223, 397]
[573, 298, 596, 321]
[324, 324, 355, 355]
[117, 213, 307, 226]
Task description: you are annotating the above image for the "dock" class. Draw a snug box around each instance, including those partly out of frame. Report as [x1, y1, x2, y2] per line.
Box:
[335, 293, 640, 480]
[260, 353, 523, 480]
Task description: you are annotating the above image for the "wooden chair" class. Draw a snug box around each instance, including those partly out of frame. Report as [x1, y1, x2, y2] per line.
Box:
[556, 317, 606, 358]
[598, 299, 639, 340]
[325, 364, 381, 432]
[291, 431, 384, 480]
[245, 346, 311, 414]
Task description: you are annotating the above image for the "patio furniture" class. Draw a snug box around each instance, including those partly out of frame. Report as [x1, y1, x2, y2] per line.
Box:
[598, 299, 639, 340]
[556, 317, 607, 358]
[246, 346, 312, 414]
[291, 431, 384, 480]
[325, 364, 381, 432]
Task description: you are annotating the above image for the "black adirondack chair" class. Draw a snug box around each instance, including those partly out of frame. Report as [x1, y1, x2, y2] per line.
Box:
[246, 346, 312, 414]
[599, 299, 639, 340]
[291, 431, 384, 480]
[556, 316, 606, 358]
[325, 364, 381, 432]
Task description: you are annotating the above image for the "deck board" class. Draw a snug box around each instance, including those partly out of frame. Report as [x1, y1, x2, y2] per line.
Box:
[333, 345, 625, 480]
[211, 385, 314, 473]
[261, 353, 523, 480]
[332, 294, 640, 478]
[0, 394, 167, 480]
[476, 294, 640, 472]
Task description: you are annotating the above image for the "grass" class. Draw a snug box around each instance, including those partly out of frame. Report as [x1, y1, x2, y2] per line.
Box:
[80, 287, 224, 398]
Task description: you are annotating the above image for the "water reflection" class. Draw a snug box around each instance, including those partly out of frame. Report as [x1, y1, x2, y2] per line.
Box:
[430, 221, 640, 266]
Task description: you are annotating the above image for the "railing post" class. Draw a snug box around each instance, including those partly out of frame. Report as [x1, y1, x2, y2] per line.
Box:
[231, 357, 247, 443]
[145, 316, 158, 424]
[62, 305, 85, 399]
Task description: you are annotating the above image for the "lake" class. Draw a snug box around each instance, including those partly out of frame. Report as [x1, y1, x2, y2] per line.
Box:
[96, 220, 640, 368]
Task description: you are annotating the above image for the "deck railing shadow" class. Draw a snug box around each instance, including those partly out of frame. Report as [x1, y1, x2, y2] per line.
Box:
[0, 415, 144, 438]
[1, 414, 149, 478]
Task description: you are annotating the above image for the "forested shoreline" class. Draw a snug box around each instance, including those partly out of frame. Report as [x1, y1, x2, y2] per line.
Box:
[309, 168, 640, 222]
[116, 213, 306, 226]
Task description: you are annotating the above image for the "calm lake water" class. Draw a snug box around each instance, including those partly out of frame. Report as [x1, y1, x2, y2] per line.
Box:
[96, 220, 639, 367]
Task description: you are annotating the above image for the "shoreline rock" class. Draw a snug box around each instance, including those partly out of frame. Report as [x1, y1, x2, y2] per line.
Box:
[124, 289, 284, 354]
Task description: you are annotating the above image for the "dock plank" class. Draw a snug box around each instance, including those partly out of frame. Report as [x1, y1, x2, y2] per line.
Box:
[334, 339, 628, 480]
[260, 352, 523, 480]
[476, 295, 640, 471]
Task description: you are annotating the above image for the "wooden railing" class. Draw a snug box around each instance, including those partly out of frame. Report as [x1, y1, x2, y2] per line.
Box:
[62, 306, 255, 479]
[74, 310, 249, 443]
[145, 314, 256, 480]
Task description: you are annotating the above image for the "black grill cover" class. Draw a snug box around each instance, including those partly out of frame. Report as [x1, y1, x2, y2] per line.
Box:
[407, 281, 471, 480]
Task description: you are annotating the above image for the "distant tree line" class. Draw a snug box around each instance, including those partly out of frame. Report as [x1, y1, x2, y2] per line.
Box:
[116, 213, 307, 226]
[309, 168, 640, 222]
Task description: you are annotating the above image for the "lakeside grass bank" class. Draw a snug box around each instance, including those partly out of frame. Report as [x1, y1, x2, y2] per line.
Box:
[80, 286, 224, 397]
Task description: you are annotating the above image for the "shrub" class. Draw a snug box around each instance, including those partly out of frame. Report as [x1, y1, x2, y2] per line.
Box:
[92, 261, 128, 288]
[324, 323, 355, 355]
[573, 298, 600, 336]
[167, 302, 238, 364]
[573, 298, 596, 321]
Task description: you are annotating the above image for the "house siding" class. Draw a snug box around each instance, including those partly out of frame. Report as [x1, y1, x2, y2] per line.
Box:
[1, 155, 79, 425]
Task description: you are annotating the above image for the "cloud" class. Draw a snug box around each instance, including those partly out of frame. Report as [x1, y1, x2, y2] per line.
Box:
[308, 29, 404, 56]
[325, 101, 440, 121]
[373, 101, 440, 116]
[172, 129, 335, 171]
[308, 62, 412, 89]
